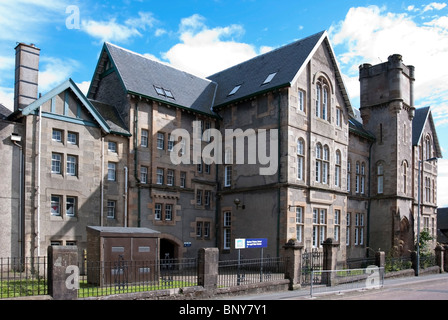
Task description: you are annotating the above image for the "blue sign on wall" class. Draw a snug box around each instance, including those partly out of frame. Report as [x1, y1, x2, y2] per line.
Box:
[235, 238, 267, 249]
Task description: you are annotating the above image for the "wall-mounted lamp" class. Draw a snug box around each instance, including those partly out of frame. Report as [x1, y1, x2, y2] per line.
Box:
[288, 205, 300, 211]
[234, 198, 245, 210]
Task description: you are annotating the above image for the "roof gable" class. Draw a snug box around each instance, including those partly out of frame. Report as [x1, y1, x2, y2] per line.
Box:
[21, 78, 111, 133]
[90, 42, 218, 117]
[412, 106, 442, 158]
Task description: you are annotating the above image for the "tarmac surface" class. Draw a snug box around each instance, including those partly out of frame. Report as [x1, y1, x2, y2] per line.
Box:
[225, 272, 448, 300]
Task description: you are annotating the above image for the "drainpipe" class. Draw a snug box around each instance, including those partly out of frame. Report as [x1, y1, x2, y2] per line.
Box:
[100, 136, 104, 226]
[11, 134, 24, 261]
[366, 140, 374, 256]
[37, 106, 42, 256]
[134, 99, 141, 227]
[124, 166, 128, 227]
[277, 90, 282, 258]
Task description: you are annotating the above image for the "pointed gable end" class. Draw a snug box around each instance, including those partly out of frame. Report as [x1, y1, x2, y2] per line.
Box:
[412, 106, 443, 158]
[21, 78, 111, 134]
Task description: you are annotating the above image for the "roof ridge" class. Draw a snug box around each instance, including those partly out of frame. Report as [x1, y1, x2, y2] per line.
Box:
[105, 42, 213, 84]
[207, 30, 326, 78]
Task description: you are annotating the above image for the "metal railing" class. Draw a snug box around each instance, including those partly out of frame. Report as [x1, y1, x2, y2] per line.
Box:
[78, 258, 198, 298]
[0, 256, 47, 299]
[385, 255, 413, 272]
[218, 257, 287, 288]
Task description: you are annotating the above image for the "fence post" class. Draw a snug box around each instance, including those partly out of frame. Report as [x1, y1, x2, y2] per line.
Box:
[411, 251, 418, 276]
[283, 239, 303, 290]
[47, 245, 79, 300]
[375, 251, 385, 268]
[444, 245, 448, 272]
[435, 245, 444, 273]
[198, 248, 219, 291]
[322, 238, 340, 286]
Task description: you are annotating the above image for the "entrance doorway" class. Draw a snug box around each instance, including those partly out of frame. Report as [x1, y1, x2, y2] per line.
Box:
[160, 238, 177, 260]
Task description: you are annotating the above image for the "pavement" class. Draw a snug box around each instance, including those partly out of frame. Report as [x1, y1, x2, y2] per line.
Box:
[224, 272, 448, 300]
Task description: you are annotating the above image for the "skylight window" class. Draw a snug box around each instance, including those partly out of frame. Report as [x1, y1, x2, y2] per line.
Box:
[164, 89, 174, 98]
[154, 86, 175, 99]
[228, 85, 241, 96]
[262, 72, 277, 85]
[155, 86, 165, 96]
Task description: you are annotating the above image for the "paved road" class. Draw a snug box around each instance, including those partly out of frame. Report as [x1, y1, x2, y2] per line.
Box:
[323, 273, 448, 300]
[226, 272, 448, 300]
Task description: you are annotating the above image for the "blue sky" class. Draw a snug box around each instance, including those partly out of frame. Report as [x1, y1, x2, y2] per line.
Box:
[0, 0, 447, 206]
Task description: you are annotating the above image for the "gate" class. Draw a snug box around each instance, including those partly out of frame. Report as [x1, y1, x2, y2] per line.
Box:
[301, 248, 323, 286]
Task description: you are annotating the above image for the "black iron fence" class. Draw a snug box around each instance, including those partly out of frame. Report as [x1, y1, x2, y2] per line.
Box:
[218, 257, 287, 287]
[346, 257, 376, 269]
[0, 256, 47, 299]
[78, 258, 198, 298]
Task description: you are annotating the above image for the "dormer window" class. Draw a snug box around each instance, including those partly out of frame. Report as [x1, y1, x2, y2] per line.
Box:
[262, 72, 277, 85]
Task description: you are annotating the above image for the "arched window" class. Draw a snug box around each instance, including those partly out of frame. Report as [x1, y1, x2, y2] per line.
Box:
[316, 143, 322, 183]
[316, 83, 321, 118]
[335, 150, 341, 187]
[425, 135, 432, 159]
[403, 161, 408, 194]
[361, 162, 366, 194]
[322, 87, 328, 120]
[297, 139, 305, 181]
[347, 160, 351, 192]
[355, 161, 360, 193]
[315, 78, 331, 122]
[322, 145, 329, 184]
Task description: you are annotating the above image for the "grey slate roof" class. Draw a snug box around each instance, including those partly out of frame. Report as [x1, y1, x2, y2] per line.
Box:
[349, 116, 375, 141]
[104, 42, 218, 116]
[90, 99, 131, 136]
[207, 31, 326, 108]
[412, 106, 430, 145]
[0, 103, 12, 119]
[412, 106, 442, 158]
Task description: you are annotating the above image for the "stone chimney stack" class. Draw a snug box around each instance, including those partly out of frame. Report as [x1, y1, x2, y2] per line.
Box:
[14, 43, 40, 112]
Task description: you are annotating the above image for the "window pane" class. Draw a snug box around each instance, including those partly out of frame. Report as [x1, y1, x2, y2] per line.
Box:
[52, 153, 61, 174]
[67, 132, 77, 145]
[66, 197, 76, 216]
[51, 196, 61, 216]
[108, 163, 116, 181]
[67, 156, 77, 176]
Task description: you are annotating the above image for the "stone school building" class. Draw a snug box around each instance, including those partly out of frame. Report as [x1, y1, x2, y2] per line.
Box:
[0, 31, 441, 267]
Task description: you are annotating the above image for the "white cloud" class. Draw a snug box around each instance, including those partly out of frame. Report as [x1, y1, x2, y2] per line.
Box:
[0, 87, 14, 111]
[423, 2, 447, 12]
[81, 11, 157, 43]
[330, 4, 448, 207]
[0, 0, 68, 42]
[329, 5, 448, 105]
[0, 56, 15, 70]
[39, 57, 80, 94]
[162, 14, 272, 77]
[76, 81, 91, 96]
[438, 159, 448, 207]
